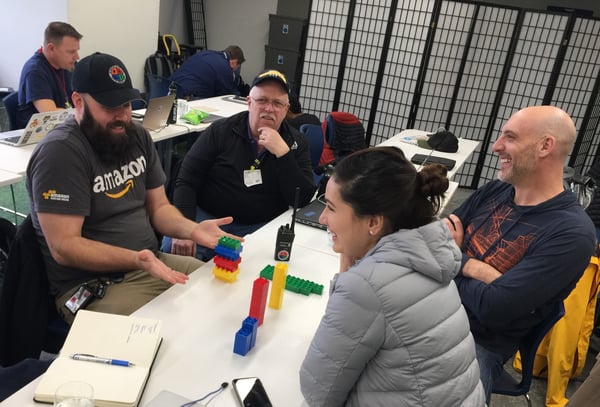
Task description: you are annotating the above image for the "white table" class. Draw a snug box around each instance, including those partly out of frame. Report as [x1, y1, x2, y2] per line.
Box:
[0, 169, 22, 188]
[2, 125, 473, 407]
[379, 129, 480, 180]
[2, 212, 337, 407]
[0, 169, 24, 223]
[0, 95, 248, 177]
[143, 95, 248, 143]
[0, 140, 36, 176]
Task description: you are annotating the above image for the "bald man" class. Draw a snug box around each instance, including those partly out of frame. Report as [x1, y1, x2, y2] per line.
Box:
[444, 106, 596, 403]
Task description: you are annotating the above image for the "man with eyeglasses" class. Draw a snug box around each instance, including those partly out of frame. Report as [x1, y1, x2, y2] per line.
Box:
[162, 70, 315, 261]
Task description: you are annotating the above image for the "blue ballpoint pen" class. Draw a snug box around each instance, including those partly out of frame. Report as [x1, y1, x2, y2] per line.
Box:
[71, 353, 135, 367]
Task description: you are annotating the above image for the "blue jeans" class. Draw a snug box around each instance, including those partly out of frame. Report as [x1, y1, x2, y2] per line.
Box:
[161, 207, 267, 262]
[475, 343, 506, 405]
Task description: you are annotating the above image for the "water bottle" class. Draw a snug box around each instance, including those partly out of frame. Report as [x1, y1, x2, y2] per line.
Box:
[167, 82, 177, 124]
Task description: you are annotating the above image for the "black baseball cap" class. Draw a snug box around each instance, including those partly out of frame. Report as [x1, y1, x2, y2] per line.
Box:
[251, 69, 289, 94]
[72, 52, 143, 108]
[417, 130, 459, 153]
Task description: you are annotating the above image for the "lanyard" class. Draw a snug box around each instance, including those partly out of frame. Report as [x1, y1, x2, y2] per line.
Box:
[51, 68, 70, 108]
[250, 150, 267, 170]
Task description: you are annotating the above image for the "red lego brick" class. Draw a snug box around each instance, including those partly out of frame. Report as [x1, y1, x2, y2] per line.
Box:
[249, 277, 269, 326]
[214, 255, 242, 271]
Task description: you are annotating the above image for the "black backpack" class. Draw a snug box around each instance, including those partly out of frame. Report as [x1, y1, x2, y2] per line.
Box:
[144, 52, 175, 80]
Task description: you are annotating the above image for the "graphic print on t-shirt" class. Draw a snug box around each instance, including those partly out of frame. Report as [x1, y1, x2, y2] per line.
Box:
[92, 155, 147, 198]
[464, 201, 536, 274]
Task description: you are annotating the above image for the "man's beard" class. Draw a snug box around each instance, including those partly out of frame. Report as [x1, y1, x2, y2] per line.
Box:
[79, 106, 137, 165]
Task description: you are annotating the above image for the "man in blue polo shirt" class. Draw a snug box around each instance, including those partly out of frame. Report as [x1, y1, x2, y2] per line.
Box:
[170, 45, 245, 100]
[16, 21, 82, 129]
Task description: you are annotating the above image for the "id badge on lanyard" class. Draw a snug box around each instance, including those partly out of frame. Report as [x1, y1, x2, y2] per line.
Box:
[244, 156, 264, 187]
[244, 167, 263, 187]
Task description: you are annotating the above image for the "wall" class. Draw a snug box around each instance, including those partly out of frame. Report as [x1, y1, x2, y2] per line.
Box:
[159, 0, 187, 44]
[204, 0, 278, 81]
[0, 0, 67, 89]
[0, 0, 159, 92]
[69, 0, 159, 91]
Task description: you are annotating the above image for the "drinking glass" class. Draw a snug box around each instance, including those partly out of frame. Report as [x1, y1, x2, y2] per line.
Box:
[54, 381, 94, 407]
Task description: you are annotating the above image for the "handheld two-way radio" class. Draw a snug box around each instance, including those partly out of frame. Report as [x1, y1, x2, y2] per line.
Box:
[274, 187, 300, 261]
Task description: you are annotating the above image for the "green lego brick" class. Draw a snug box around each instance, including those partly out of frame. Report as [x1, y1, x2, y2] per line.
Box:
[218, 236, 242, 250]
[258, 264, 323, 296]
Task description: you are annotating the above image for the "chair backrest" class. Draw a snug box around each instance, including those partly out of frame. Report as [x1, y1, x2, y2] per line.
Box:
[319, 111, 366, 166]
[299, 124, 325, 187]
[144, 74, 172, 104]
[492, 301, 565, 400]
[299, 124, 324, 170]
[131, 89, 145, 111]
[2, 92, 19, 131]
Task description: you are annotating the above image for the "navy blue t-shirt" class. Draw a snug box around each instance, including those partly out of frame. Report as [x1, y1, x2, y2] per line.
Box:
[16, 50, 73, 129]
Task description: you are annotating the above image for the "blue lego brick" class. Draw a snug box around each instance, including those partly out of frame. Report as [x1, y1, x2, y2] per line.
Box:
[214, 244, 242, 260]
[242, 317, 258, 349]
[233, 327, 253, 356]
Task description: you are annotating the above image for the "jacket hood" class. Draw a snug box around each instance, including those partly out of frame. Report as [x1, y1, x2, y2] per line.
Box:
[361, 220, 462, 284]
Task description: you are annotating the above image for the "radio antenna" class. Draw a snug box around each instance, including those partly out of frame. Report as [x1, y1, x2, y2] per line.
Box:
[290, 187, 300, 232]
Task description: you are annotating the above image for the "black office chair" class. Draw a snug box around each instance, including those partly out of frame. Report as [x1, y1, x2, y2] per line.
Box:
[321, 111, 366, 166]
[491, 301, 565, 407]
[2, 92, 19, 130]
[299, 124, 325, 186]
[0, 216, 69, 367]
[131, 88, 146, 111]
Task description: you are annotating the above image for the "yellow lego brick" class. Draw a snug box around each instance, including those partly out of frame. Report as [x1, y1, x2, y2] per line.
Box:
[268, 262, 288, 309]
[213, 266, 240, 283]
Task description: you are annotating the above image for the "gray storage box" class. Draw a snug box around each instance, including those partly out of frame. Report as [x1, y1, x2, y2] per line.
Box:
[264, 45, 301, 84]
[268, 14, 307, 51]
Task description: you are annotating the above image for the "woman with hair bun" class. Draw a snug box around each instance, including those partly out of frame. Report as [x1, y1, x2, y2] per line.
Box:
[300, 146, 485, 407]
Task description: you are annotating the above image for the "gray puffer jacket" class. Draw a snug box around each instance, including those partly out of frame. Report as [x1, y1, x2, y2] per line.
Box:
[299, 221, 486, 406]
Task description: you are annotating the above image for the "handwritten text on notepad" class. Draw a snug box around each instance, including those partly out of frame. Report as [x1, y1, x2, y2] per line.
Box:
[127, 321, 160, 342]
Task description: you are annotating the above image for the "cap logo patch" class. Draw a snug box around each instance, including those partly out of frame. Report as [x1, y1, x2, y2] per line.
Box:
[108, 65, 126, 84]
[258, 69, 287, 84]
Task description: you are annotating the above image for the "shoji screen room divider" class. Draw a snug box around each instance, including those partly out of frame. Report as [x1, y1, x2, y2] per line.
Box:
[299, 0, 600, 188]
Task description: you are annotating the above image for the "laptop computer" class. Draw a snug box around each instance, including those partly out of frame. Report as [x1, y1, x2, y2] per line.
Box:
[0, 109, 74, 147]
[132, 94, 176, 130]
[295, 198, 327, 230]
[410, 153, 456, 171]
[201, 113, 225, 124]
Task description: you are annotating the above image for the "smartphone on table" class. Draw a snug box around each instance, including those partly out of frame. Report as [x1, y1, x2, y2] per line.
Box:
[232, 377, 273, 407]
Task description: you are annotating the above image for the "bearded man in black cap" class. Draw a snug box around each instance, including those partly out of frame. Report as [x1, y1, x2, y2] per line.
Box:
[26, 52, 240, 324]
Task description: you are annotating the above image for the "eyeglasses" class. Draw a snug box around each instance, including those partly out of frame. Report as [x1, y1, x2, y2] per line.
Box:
[250, 97, 289, 110]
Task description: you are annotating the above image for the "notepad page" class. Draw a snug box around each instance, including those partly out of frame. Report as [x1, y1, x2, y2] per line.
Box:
[60, 310, 162, 368]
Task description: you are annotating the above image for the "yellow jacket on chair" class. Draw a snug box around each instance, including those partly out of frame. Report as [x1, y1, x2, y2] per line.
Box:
[513, 255, 600, 406]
